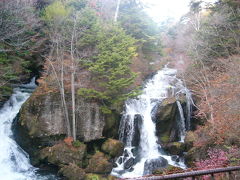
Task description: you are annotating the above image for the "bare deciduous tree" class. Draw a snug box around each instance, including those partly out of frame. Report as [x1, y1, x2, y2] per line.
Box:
[0, 0, 39, 52]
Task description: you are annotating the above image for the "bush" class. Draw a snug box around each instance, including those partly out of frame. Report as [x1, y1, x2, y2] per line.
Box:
[72, 140, 83, 148]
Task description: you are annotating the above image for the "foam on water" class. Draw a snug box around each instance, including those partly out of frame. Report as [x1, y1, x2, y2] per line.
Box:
[112, 67, 193, 178]
[0, 78, 56, 180]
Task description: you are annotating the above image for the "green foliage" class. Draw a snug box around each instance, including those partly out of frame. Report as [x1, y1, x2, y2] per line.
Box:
[42, 0, 143, 112]
[119, 1, 162, 55]
[85, 174, 100, 180]
[190, 2, 240, 62]
[79, 25, 139, 109]
[72, 140, 83, 147]
[0, 86, 13, 96]
[0, 53, 10, 64]
[119, 2, 158, 39]
[100, 106, 112, 114]
[43, 1, 70, 22]
[67, 0, 88, 10]
[78, 88, 109, 100]
[75, 8, 101, 48]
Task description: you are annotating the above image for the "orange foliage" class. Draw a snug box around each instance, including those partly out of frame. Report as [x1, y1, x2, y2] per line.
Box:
[188, 56, 240, 147]
[64, 137, 73, 146]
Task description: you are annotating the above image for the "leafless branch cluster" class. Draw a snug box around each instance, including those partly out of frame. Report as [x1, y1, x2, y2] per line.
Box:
[0, 0, 39, 51]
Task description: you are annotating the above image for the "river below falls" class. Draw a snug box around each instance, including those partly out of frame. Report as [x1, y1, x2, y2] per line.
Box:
[0, 79, 57, 180]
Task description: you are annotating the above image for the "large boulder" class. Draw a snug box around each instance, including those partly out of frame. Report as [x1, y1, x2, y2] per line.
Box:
[124, 157, 135, 169]
[155, 96, 187, 144]
[19, 91, 106, 142]
[143, 157, 168, 175]
[85, 152, 113, 174]
[59, 163, 86, 180]
[162, 142, 186, 155]
[132, 114, 142, 147]
[101, 138, 124, 158]
[39, 142, 86, 167]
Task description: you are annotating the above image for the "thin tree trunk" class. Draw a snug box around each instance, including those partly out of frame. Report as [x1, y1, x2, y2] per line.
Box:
[71, 16, 77, 141]
[57, 42, 71, 137]
[71, 68, 76, 140]
[46, 56, 71, 137]
[114, 0, 121, 22]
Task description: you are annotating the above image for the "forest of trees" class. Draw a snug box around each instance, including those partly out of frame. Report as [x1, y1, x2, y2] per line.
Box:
[162, 0, 240, 172]
[0, 0, 161, 140]
[0, 0, 240, 178]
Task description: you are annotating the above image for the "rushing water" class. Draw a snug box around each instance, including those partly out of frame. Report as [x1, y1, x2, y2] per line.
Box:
[0, 79, 56, 180]
[112, 67, 193, 178]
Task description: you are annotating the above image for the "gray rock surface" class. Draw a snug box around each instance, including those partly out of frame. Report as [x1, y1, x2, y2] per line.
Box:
[19, 91, 105, 142]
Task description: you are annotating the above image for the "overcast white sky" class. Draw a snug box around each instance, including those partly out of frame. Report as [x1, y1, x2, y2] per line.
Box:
[142, 0, 217, 22]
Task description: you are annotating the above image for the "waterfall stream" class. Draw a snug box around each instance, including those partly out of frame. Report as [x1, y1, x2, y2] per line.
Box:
[0, 79, 56, 180]
[112, 67, 193, 178]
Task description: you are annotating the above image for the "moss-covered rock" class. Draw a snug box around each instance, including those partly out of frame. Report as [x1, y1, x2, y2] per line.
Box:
[185, 146, 209, 167]
[85, 152, 113, 174]
[184, 131, 196, 150]
[155, 97, 178, 144]
[155, 95, 187, 145]
[39, 142, 86, 167]
[101, 138, 124, 158]
[163, 142, 186, 155]
[85, 174, 117, 180]
[59, 163, 86, 180]
[103, 111, 121, 139]
[153, 165, 184, 175]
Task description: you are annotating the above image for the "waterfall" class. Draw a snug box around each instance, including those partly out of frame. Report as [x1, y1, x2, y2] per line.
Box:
[112, 67, 193, 178]
[176, 101, 186, 142]
[0, 78, 56, 180]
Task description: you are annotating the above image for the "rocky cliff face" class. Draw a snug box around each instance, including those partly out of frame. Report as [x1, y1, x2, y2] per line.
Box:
[19, 90, 105, 142]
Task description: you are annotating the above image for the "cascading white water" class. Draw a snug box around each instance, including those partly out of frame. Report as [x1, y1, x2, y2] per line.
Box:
[176, 101, 186, 142]
[0, 79, 56, 180]
[112, 67, 193, 178]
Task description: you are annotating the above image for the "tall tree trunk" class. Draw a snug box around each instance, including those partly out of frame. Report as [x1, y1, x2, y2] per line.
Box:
[114, 0, 121, 22]
[71, 17, 77, 141]
[71, 68, 76, 141]
[59, 46, 71, 137]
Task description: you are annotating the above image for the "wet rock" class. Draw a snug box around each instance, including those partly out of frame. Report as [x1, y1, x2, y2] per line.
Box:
[155, 95, 187, 145]
[131, 114, 142, 147]
[118, 157, 123, 164]
[131, 147, 138, 156]
[113, 162, 118, 168]
[163, 142, 186, 155]
[85, 152, 113, 174]
[103, 111, 121, 139]
[59, 163, 85, 180]
[129, 167, 134, 172]
[101, 138, 124, 158]
[121, 114, 142, 147]
[123, 149, 129, 157]
[124, 157, 135, 169]
[39, 142, 86, 167]
[143, 157, 168, 175]
[155, 97, 178, 144]
[171, 155, 180, 162]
